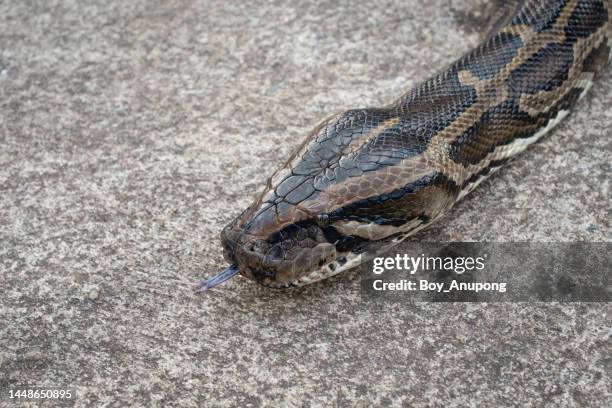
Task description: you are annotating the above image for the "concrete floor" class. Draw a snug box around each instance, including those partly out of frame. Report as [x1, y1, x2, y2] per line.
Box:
[1, 0, 610, 406]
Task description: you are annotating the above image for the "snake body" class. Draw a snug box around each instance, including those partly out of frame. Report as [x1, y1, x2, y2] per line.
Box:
[199, 0, 611, 290]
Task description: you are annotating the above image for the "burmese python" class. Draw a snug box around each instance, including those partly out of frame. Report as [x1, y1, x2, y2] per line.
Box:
[197, 0, 610, 290]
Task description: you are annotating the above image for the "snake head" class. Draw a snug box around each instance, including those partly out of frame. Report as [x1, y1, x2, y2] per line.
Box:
[203, 110, 457, 289]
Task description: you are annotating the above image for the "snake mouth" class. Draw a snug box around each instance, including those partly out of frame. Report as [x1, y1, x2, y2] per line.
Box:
[256, 251, 363, 288]
[242, 241, 339, 287]
[255, 228, 424, 288]
[221, 222, 342, 287]
[199, 225, 416, 291]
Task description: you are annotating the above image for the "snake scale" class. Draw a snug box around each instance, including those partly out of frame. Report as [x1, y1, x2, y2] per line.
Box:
[197, 0, 610, 290]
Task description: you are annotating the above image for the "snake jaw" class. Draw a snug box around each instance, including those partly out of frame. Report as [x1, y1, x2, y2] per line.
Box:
[257, 251, 364, 288]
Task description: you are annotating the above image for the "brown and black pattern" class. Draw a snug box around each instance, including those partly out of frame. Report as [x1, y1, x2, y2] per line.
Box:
[583, 40, 611, 73]
[213, 0, 610, 288]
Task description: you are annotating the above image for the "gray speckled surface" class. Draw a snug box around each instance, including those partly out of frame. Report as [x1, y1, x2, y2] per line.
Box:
[1, 0, 610, 406]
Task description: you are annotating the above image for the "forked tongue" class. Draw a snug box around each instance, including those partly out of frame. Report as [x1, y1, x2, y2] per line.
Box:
[194, 265, 239, 293]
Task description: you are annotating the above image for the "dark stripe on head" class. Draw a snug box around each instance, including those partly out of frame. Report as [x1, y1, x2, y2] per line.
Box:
[564, 0, 608, 41]
[321, 226, 370, 253]
[279, 68, 478, 199]
[458, 32, 524, 80]
[350, 119, 420, 174]
[507, 41, 574, 95]
[265, 220, 320, 245]
[290, 108, 395, 178]
[328, 172, 459, 226]
[510, 0, 569, 32]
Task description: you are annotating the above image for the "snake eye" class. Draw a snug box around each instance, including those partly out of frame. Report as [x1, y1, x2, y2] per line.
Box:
[316, 214, 330, 227]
